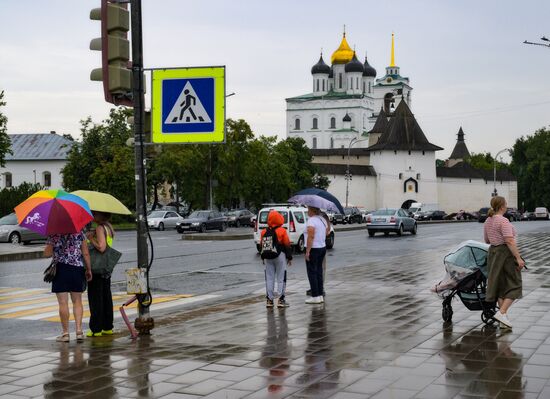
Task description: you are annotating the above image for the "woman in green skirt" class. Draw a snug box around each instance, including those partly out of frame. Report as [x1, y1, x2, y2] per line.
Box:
[483, 196, 525, 329]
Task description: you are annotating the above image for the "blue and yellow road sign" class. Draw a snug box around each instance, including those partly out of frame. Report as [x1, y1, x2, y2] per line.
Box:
[151, 66, 225, 143]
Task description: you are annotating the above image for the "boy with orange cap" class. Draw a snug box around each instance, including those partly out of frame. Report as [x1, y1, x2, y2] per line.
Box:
[260, 210, 293, 308]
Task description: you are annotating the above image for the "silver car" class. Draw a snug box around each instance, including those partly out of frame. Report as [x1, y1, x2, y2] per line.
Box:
[0, 213, 46, 244]
[147, 210, 184, 231]
[366, 208, 417, 237]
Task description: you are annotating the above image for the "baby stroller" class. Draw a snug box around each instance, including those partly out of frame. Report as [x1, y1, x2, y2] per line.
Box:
[432, 240, 496, 324]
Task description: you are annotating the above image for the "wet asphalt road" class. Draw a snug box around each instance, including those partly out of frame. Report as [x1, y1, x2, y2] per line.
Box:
[0, 221, 548, 340]
[1, 221, 549, 296]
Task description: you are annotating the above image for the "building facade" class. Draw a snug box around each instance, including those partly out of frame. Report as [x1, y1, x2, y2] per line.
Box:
[286, 32, 517, 212]
[0, 133, 74, 190]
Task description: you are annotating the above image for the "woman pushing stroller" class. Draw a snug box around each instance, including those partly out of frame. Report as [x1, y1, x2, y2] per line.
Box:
[484, 196, 525, 329]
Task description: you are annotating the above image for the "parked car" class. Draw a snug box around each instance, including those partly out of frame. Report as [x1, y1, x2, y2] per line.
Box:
[176, 210, 228, 233]
[249, 215, 257, 228]
[343, 207, 363, 224]
[418, 210, 447, 221]
[504, 207, 521, 222]
[147, 210, 184, 231]
[332, 212, 345, 225]
[521, 211, 536, 221]
[366, 208, 417, 237]
[224, 209, 254, 227]
[534, 207, 549, 220]
[0, 213, 46, 244]
[455, 210, 476, 220]
[478, 207, 490, 223]
[253, 204, 335, 252]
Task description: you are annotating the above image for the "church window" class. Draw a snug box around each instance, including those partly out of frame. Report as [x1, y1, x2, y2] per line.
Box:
[408, 150, 411, 155]
[330, 117, 336, 129]
[330, 137, 334, 148]
[416, 173, 421, 180]
[398, 173, 403, 180]
[356, 77, 359, 89]
[350, 78, 353, 90]
[312, 137, 317, 149]
[316, 80, 319, 92]
[322, 80, 325, 91]
[43, 172, 51, 187]
[369, 82, 372, 92]
[4, 172, 12, 188]
[363, 82, 366, 93]
[422, 151, 425, 155]
[294, 118, 300, 130]
[339, 73, 342, 89]
[312, 118, 318, 130]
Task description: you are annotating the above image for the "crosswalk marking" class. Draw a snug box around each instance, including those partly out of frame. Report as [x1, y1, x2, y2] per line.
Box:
[0, 287, 206, 323]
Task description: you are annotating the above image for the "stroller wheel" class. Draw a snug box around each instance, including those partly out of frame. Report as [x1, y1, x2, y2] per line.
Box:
[481, 309, 496, 325]
[442, 303, 453, 322]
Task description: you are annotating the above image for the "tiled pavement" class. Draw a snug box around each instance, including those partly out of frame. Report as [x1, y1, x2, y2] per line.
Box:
[0, 233, 550, 398]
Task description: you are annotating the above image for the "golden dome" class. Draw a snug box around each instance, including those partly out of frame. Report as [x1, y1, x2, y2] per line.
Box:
[331, 33, 354, 65]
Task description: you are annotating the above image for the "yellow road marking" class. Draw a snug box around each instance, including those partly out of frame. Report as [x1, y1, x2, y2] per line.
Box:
[0, 294, 128, 309]
[0, 290, 50, 301]
[0, 287, 26, 294]
[44, 295, 193, 322]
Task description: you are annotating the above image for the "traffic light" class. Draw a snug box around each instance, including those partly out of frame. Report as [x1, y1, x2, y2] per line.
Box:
[90, 0, 132, 106]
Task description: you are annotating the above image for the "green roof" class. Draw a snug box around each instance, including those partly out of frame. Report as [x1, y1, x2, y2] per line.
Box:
[286, 90, 364, 103]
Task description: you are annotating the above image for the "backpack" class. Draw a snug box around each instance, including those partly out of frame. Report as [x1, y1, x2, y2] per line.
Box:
[261, 227, 282, 260]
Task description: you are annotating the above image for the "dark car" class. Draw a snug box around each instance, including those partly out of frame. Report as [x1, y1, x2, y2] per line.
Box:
[343, 207, 363, 224]
[419, 210, 447, 221]
[332, 212, 345, 224]
[455, 210, 476, 220]
[176, 210, 228, 233]
[224, 209, 254, 227]
[521, 211, 536, 221]
[478, 207, 490, 223]
[505, 207, 521, 222]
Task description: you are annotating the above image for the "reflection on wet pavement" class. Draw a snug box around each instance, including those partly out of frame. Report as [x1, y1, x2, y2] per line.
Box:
[0, 233, 549, 398]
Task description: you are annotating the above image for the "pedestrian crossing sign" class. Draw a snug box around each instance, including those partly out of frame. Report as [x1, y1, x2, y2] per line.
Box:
[151, 66, 225, 143]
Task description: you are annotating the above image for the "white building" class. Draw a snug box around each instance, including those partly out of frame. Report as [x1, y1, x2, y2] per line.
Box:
[286, 32, 517, 212]
[0, 133, 74, 189]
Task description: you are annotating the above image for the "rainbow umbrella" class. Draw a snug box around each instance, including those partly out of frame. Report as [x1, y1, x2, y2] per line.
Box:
[14, 189, 93, 235]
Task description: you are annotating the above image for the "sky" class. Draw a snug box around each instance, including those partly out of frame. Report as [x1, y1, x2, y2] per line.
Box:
[1, 0, 550, 160]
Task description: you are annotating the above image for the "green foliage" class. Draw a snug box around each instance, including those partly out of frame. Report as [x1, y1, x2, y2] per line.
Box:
[147, 119, 327, 210]
[62, 108, 135, 210]
[510, 128, 550, 210]
[435, 159, 445, 168]
[313, 174, 330, 190]
[0, 182, 43, 217]
[465, 152, 507, 171]
[0, 90, 13, 167]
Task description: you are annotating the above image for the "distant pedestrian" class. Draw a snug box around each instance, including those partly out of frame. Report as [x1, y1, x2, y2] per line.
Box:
[304, 206, 327, 304]
[484, 196, 525, 329]
[86, 211, 116, 337]
[44, 231, 92, 342]
[260, 210, 293, 308]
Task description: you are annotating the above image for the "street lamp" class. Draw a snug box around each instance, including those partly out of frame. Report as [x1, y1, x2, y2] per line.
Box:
[492, 148, 509, 197]
[345, 137, 369, 208]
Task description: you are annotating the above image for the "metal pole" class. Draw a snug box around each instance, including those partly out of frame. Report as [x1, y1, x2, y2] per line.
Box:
[492, 149, 508, 198]
[131, 0, 153, 335]
[345, 138, 356, 208]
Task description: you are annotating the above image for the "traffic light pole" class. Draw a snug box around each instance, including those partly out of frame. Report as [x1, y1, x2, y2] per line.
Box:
[130, 0, 154, 335]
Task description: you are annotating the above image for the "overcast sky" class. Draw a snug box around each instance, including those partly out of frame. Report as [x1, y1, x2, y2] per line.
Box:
[2, 0, 550, 159]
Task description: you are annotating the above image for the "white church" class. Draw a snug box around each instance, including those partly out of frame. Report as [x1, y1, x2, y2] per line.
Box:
[286, 32, 517, 212]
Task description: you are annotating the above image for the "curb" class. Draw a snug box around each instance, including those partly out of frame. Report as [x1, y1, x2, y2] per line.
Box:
[0, 250, 44, 262]
[182, 233, 253, 241]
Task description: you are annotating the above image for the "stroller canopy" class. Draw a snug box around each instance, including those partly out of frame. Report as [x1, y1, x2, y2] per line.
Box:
[445, 240, 490, 278]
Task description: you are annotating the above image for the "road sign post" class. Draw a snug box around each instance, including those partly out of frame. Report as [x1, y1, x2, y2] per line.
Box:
[151, 67, 226, 144]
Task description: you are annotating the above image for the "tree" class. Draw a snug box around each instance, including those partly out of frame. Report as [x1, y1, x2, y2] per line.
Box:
[510, 128, 550, 210]
[0, 90, 12, 167]
[62, 108, 135, 210]
[0, 182, 42, 217]
[465, 152, 507, 171]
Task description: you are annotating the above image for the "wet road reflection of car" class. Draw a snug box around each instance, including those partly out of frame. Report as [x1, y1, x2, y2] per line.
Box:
[366, 208, 417, 237]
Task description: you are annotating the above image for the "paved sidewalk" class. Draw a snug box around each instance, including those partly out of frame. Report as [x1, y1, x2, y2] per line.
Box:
[0, 233, 549, 398]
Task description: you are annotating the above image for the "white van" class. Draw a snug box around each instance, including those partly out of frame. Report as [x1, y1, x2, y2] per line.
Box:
[253, 204, 335, 253]
[534, 207, 549, 220]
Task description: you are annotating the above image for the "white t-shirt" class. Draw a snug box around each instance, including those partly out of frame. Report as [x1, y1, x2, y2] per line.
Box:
[305, 216, 327, 249]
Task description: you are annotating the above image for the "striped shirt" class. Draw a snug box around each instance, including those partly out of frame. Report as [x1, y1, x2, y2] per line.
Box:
[483, 215, 516, 246]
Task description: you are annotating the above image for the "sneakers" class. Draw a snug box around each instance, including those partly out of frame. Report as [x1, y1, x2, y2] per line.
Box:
[101, 329, 114, 335]
[277, 298, 289, 308]
[266, 298, 274, 308]
[86, 331, 103, 337]
[305, 296, 323, 304]
[494, 311, 513, 328]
